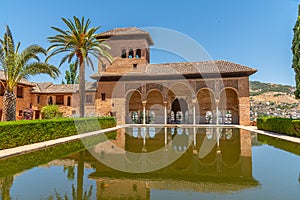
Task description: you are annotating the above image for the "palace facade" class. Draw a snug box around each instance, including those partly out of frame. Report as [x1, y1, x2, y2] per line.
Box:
[0, 27, 256, 125]
[92, 27, 256, 125]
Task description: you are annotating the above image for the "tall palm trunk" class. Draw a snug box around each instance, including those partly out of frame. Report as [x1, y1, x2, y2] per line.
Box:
[2, 91, 16, 121]
[0, 176, 13, 200]
[79, 57, 85, 118]
[77, 151, 84, 200]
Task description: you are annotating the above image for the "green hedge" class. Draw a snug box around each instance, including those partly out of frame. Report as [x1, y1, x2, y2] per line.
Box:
[257, 117, 300, 137]
[0, 117, 116, 149]
[0, 130, 117, 178]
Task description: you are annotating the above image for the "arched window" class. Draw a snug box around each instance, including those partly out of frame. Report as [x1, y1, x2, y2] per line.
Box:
[128, 49, 134, 58]
[121, 49, 126, 58]
[67, 96, 71, 106]
[135, 49, 141, 58]
[48, 96, 53, 105]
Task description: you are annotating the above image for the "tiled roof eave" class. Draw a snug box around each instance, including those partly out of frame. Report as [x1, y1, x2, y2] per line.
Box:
[93, 71, 256, 82]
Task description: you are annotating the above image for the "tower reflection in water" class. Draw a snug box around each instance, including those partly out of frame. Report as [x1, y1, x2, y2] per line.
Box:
[90, 127, 257, 199]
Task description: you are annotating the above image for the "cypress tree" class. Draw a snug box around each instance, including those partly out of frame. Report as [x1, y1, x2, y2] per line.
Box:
[292, 4, 300, 98]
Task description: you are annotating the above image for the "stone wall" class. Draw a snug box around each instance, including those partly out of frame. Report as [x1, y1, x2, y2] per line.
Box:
[0, 85, 33, 121]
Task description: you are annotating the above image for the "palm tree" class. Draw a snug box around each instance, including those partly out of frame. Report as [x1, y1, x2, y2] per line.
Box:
[0, 26, 60, 121]
[47, 16, 112, 118]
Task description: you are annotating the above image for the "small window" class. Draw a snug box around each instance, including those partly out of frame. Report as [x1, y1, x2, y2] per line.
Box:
[86, 94, 93, 104]
[101, 93, 106, 101]
[37, 96, 40, 104]
[17, 86, 23, 98]
[128, 49, 134, 58]
[121, 49, 126, 58]
[19, 110, 23, 116]
[0, 84, 4, 96]
[136, 49, 141, 58]
[133, 64, 137, 70]
[67, 96, 71, 106]
[48, 96, 53, 105]
[56, 95, 64, 105]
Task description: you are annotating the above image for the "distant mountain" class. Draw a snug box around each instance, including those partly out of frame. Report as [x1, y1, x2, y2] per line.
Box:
[250, 81, 294, 96]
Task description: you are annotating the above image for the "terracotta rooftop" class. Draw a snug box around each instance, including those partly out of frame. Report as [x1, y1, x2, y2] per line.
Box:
[146, 60, 257, 75]
[91, 60, 257, 80]
[96, 27, 154, 45]
[32, 82, 97, 94]
[0, 70, 35, 86]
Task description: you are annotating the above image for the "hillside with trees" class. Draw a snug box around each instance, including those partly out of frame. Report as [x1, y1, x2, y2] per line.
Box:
[249, 81, 300, 120]
[250, 81, 294, 96]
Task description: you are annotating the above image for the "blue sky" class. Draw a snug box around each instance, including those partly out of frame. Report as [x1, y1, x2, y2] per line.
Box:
[0, 0, 299, 85]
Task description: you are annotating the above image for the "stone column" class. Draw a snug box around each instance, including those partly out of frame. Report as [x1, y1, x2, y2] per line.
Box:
[142, 101, 147, 125]
[215, 100, 219, 125]
[192, 98, 197, 125]
[164, 101, 168, 125]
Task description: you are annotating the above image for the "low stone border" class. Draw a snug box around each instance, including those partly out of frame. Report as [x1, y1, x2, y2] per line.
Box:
[238, 125, 300, 144]
[0, 125, 128, 159]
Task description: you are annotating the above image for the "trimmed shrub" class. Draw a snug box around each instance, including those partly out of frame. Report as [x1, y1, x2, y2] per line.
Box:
[0, 117, 116, 149]
[257, 117, 300, 137]
[41, 105, 62, 119]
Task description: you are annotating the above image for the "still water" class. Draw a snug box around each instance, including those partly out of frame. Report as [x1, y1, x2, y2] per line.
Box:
[0, 127, 300, 200]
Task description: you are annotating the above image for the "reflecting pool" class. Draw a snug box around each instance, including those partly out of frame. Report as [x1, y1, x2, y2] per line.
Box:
[0, 127, 300, 200]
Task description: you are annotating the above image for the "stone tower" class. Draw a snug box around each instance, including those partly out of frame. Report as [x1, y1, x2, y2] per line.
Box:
[96, 27, 154, 74]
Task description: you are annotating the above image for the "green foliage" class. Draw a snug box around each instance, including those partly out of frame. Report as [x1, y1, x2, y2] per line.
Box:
[257, 117, 300, 137]
[41, 105, 62, 119]
[250, 81, 293, 96]
[0, 25, 60, 121]
[63, 63, 79, 84]
[292, 5, 300, 99]
[47, 16, 113, 117]
[0, 26, 60, 92]
[0, 117, 116, 149]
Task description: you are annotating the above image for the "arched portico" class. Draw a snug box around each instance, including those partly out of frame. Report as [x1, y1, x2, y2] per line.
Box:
[197, 88, 216, 124]
[146, 90, 164, 124]
[219, 88, 239, 124]
[126, 90, 142, 123]
[171, 98, 188, 123]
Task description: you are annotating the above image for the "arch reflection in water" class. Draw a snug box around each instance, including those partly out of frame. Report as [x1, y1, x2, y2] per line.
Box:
[90, 127, 253, 175]
[88, 127, 257, 199]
